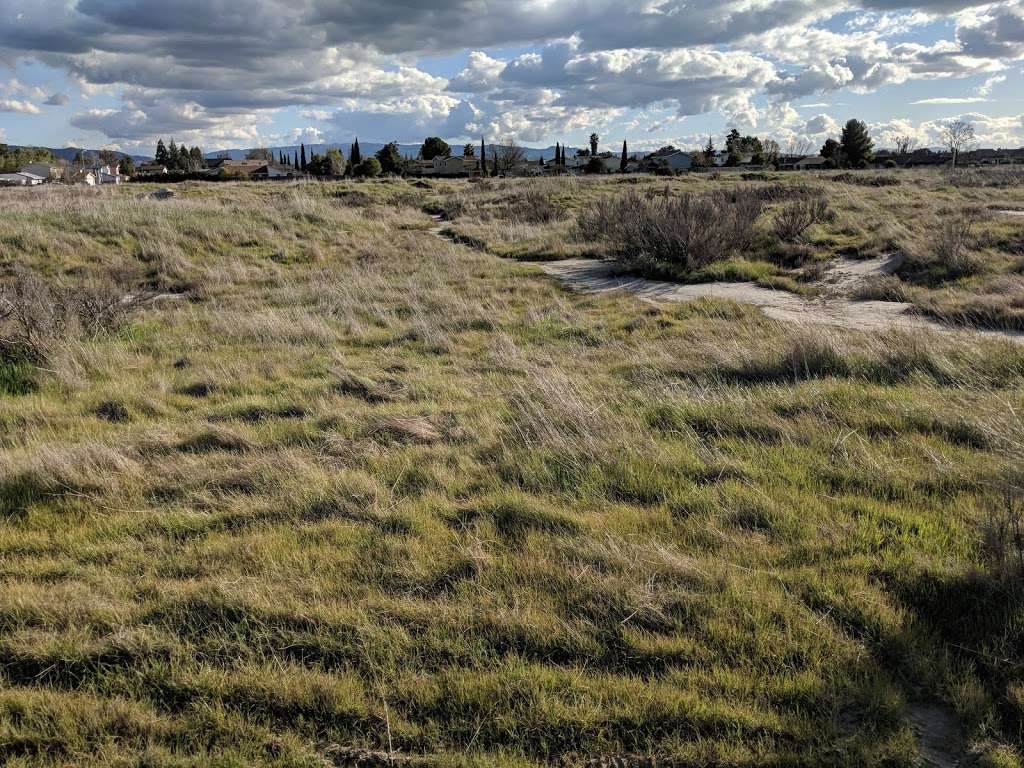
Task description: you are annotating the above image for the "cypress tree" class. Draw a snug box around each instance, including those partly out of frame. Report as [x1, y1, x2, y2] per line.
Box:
[350, 138, 361, 166]
[555, 143, 560, 168]
[620, 140, 628, 172]
[480, 137, 486, 176]
[300, 143, 307, 171]
[492, 148, 498, 177]
[155, 139, 168, 166]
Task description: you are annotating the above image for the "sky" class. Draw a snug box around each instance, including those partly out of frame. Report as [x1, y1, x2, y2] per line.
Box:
[0, 0, 1023, 156]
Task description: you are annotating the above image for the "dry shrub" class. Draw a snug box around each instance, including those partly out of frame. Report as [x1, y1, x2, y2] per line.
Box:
[0, 270, 147, 364]
[946, 168, 1024, 188]
[500, 188, 562, 224]
[577, 188, 763, 271]
[982, 490, 1024, 578]
[771, 196, 833, 242]
[933, 216, 977, 277]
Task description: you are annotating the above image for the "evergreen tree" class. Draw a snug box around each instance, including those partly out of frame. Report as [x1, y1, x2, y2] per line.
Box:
[492, 149, 498, 177]
[167, 139, 178, 170]
[590, 133, 599, 156]
[620, 140, 628, 172]
[350, 138, 361, 166]
[555, 142, 561, 168]
[375, 142, 404, 175]
[480, 137, 487, 176]
[703, 136, 715, 166]
[820, 138, 842, 168]
[119, 156, 135, 176]
[155, 139, 169, 166]
[839, 119, 873, 168]
[190, 146, 204, 171]
[300, 143, 307, 171]
[177, 144, 189, 170]
[419, 136, 451, 160]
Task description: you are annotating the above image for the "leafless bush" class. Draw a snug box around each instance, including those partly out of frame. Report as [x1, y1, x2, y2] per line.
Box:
[771, 196, 833, 242]
[501, 188, 562, 224]
[0, 271, 147, 363]
[933, 215, 978, 278]
[577, 188, 763, 271]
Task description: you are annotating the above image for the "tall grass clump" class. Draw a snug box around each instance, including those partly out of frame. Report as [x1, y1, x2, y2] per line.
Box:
[577, 188, 763, 272]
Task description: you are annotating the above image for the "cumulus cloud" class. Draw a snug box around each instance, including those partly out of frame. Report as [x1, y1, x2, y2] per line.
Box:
[0, 0, 1022, 146]
[0, 98, 40, 113]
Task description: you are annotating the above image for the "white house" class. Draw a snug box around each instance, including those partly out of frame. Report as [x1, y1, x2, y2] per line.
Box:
[0, 171, 45, 186]
[95, 165, 123, 184]
[21, 163, 62, 181]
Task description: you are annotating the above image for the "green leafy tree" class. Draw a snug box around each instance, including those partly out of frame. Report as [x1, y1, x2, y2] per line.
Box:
[419, 137, 451, 160]
[189, 146, 204, 170]
[820, 137, 842, 168]
[354, 157, 381, 178]
[584, 157, 605, 175]
[840, 119, 873, 168]
[119, 156, 134, 176]
[375, 142, 404, 175]
[589, 133, 599, 156]
[324, 148, 345, 176]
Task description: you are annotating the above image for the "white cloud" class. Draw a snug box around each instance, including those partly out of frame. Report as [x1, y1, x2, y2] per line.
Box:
[911, 96, 989, 104]
[0, 98, 40, 113]
[0, 0, 1022, 146]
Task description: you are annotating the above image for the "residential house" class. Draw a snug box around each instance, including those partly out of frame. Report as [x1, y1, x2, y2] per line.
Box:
[20, 163, 62, 181]
[794, 156, 829, 170]
[0, 171, 45, 186]
[135, 163, 169, 177]
[94, 164, 123, 184]
[642, 150, 693, 173]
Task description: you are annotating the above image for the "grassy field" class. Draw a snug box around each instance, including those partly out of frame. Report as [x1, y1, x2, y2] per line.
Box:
[0, 175, 1023, 767]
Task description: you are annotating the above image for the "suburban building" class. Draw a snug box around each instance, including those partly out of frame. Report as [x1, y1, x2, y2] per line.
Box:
[0, 171, 46, 186]
[135, 163, 169, 176]
[794, 156, 829, 170]
[20, 163, 63, 181]
[92, 164, 123, 184]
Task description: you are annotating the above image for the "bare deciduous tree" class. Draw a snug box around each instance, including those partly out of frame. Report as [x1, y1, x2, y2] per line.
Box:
[495, 139, 526, 176]
[943, 121, 975, 169]
[894, 135, 917, 159]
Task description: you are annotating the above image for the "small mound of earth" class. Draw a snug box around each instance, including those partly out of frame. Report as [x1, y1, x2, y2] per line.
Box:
[149, 188, 176, 200]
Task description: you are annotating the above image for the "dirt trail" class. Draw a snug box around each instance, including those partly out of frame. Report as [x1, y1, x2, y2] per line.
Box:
[539, 257, 1024, 344]
[907, 704, 963, 768]
[427, 214, 1022, 343]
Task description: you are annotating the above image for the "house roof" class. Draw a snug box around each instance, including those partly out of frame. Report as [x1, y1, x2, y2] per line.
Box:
[1, 171, 45, 180]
